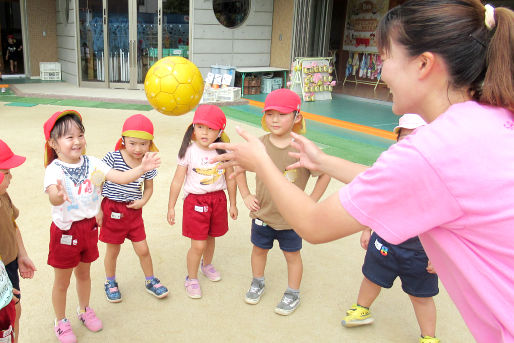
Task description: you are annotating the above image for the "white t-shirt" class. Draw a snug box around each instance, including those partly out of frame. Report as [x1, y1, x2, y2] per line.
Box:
[44, 155, 111, 230]
[177, 142, 226, 197]
[0, 259, 13, 310]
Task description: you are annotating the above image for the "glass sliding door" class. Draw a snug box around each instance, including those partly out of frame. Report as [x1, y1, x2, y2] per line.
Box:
[77, 0, 189, 89]
[78, 0, 104, 83]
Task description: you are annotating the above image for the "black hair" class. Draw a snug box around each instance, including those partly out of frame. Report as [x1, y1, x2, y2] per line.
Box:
[50, 114, 85, 141]
[377, 0, 513, 111]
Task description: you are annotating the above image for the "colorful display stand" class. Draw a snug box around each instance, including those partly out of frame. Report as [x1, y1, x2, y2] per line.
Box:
[289, 57, 336, 102]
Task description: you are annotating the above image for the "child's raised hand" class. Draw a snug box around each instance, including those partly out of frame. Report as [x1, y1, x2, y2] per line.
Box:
[287, 132, 324, 172]
[360, 228, 372, 250]
[230, 204, 238, 220]
[56, 179, 70, 203]
[167, 208, 176, 226]
[141, 152, 161, 172]
[243, 194, 260, 212]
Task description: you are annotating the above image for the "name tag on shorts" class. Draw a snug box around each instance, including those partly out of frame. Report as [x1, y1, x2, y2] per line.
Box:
[254, 219, 266, 227]
[60, 234, 72, 246]
[111, 212, 121, 219]
[194, 205, 209, 213]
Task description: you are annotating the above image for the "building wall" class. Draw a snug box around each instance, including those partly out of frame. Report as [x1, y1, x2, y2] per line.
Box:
[269, 0, 292, 69]
[191, 0, 273, 76]
[56, 0, 78, 84]
[26, 0, 58, 77]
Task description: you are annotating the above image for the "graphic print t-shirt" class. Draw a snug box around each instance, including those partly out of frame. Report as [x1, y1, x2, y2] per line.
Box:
[44, 155, 111, 230]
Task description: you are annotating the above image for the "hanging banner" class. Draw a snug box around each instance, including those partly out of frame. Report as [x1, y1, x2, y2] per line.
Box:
[343, 0, 390, 53]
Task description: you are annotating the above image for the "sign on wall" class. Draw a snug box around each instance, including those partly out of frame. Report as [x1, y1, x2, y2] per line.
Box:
[342, 0, 389, 53]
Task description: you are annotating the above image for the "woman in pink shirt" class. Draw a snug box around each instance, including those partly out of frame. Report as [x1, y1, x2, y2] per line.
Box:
[211, 1, 514, 342]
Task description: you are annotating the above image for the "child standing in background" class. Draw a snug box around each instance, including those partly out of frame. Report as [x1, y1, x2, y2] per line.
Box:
[99, 114, 168, 303]
[43, 110, 160, 343]
[341, 114, 440, 343]
[0, 139, 36, 343]
[237, 89, 330, 315]
[167, 105, 237, 299]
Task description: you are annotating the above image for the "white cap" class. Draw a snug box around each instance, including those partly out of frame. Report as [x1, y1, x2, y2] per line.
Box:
[393, 113, 427, 134]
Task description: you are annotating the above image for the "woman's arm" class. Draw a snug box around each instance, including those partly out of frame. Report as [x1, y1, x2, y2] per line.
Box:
[210, 127, 366, 243]
[288, 133, 368, 183]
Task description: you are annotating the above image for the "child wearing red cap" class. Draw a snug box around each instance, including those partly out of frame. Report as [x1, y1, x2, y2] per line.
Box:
[167, 104, 238, 299]
[0, 139, 36, 343]
[98, 114, 168, 303]
[237, 88, 330, 315]
[43, 110, 160, 343]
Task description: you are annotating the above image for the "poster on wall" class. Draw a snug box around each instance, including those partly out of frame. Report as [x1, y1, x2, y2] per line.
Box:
[342, 0, 389, 53]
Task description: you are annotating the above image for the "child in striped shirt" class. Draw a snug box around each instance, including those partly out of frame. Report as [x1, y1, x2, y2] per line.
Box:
[99, 114, 168, 303]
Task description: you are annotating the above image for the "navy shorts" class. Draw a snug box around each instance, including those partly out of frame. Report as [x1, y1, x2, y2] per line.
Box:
[362, 233, 439, 297]
[251, 219, 302, 252]
[5, 259, 20, 300]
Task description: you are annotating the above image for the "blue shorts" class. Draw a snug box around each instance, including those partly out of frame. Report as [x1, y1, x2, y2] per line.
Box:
[251, 219, 302, 252]
[5, 259, 20, 300]
[362, 232, 439, 297]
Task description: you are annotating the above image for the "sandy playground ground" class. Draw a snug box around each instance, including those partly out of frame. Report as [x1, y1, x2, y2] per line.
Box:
[0, 102, 474, 342]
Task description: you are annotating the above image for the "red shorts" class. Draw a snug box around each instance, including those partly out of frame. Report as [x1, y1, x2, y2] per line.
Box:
[182, 190, 228, 240]
[47, 217, 99, 269]
[0, 299, 15, 339]
[99, 198, 146, 244]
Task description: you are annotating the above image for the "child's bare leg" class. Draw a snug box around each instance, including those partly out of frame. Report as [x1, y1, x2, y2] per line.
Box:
[132, 240, 153, 277]
[14, 300, 20, 343]
[52, 267, 73, 320]
[187, 239, 206, 279]
[409, 295, 437, 337]
[356, 276, 382, 308]
[282, 250, 303, 289]
[74, 262, 91, 310]
[202, 236, 215, 265]
[104, 243, 121, 278]
[251, 245, 268, 278]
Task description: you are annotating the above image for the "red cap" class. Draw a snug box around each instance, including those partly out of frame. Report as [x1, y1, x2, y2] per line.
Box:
[7, 35, 14, 39]
[114, 114, 158, 152]
[193, 105, 226, 131]
[261, 89, 306, 134]
[0, 139, 25, 169]
[43, 109, 83, 167]
[262, 88, 301, 114]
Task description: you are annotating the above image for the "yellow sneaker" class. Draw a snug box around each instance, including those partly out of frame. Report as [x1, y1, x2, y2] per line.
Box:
[341, 304, 374, 327]
[419, 336, 440, 343]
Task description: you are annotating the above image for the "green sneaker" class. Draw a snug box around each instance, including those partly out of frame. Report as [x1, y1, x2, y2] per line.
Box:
[419, 336, 440, 343]
[341, 304, 374, 327]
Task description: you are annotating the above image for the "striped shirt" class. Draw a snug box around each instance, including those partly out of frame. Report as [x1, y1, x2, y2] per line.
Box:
[101, 150, 157, 202]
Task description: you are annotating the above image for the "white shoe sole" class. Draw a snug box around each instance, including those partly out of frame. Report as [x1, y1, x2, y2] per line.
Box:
[146, 288, 169, 299]
[274, 302, 300, 316]
[245, 289, 265, 305]
[341, 317, 374, 327]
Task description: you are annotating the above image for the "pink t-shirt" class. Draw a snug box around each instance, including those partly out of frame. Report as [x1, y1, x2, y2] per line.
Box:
[178, 141, 227, 197]
[340, 101, 514, 343]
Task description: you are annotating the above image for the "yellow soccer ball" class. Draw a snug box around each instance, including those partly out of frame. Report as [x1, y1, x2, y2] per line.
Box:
[144, 56, 204, 116]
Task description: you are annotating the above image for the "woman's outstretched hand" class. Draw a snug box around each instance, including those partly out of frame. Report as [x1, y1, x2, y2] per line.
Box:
[287, 132, 325, 172]
[209, 126, 269, 176]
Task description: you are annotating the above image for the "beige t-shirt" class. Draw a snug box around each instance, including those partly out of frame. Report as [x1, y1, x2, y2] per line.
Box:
[0, 193, 19, 265]
[250, 134, 313, 230]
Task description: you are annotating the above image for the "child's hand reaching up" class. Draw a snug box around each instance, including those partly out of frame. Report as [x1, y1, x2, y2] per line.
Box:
[243, 194, 260, 212]
[141, 152, 161, 172]
[360, 228, 372, 250]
